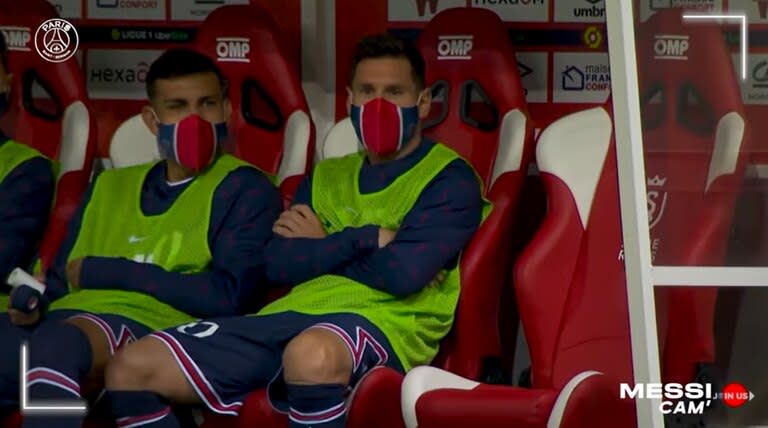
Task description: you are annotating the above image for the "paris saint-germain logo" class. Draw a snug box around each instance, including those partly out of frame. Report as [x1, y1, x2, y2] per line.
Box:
[34, 18, 79, 63]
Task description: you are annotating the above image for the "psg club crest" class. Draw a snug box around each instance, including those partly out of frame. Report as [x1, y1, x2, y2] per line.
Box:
[34, 18, 79, 63]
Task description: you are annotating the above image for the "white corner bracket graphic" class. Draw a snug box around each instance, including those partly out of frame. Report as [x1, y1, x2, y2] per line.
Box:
[19, 342, 88, 416]
[681, 13, 748, 81]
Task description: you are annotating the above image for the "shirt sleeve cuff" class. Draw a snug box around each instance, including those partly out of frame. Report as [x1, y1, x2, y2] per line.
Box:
[80, 256, 124, 290]
[347, 225, 380, 252]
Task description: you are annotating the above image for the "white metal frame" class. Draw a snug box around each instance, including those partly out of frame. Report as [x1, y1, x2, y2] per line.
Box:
[606, 2, 665, 427]
[607, 2, 764, 427]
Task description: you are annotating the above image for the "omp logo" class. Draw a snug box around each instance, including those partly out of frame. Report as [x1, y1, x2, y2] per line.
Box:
[756, 0, 768, 19]
[653, 35, 689, 60]
[437, 35, 473, 60]
[414, 0, 440, 16]
[216, 37, 250, 63]
[0, 27, 31, 52]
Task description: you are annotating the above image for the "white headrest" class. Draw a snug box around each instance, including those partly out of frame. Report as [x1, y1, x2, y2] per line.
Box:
[317, 117, 359, 161]
[537, 107, 612, 229]
[706, 111, 745, 191]
[489, 109, 527, 188]
[277, 110, 312, 183]
[109, 114, 160, 169]
[59, 101, 89, 177]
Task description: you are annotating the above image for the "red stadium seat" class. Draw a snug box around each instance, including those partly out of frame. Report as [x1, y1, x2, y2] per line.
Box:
[0, 0, 97, 271]
[399, 104, 637, 428]
[194, 4, 314, 204]
[204, 8, 535, 428]
[637, 9, 749, 386]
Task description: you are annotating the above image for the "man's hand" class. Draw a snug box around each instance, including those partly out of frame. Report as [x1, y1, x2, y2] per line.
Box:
[8, 308, 40, 326]
[378, 228, 397, 248]
[425, 271, 448, 289]
[66, 258, 84, 290]
[8, 285, 43, 326]
[274, 204, 327, 239]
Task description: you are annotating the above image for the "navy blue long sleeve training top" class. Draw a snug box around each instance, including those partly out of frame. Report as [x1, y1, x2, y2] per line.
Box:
[0, 135, 55, 290]
[264, 139, 484, 297]
[44, 159, 281, 317]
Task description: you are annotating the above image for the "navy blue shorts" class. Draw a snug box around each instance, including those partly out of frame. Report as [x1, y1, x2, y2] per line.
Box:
[150, 311, 402, 416]
[60, 311, 150, 355]
[0, 310, 151, 409]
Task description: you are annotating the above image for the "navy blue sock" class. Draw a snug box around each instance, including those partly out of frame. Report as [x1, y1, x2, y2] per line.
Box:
[106, 390, 180, 428]
[286, 383, 348, 428]
[22, 322, 92, 428]
[0, 313, 30, 409]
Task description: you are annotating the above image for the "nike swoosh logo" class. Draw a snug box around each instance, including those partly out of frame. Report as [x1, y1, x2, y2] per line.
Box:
[128, 236, 146, 244]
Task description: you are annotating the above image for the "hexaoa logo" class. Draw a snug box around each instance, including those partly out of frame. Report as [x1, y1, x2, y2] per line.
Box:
[34, 18, 78, 63]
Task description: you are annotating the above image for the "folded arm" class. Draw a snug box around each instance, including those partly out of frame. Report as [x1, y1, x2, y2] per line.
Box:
[264, 176, 380, 286]
[337, 160, 484, 297]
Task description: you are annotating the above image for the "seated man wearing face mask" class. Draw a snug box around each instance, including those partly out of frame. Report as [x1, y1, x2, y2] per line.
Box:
[0, 32, 57, 311]
[101, 34, 489, 428]
[0, 48, 281, 425]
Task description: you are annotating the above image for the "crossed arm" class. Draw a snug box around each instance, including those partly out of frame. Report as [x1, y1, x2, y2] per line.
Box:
[264, 161, 483, 297]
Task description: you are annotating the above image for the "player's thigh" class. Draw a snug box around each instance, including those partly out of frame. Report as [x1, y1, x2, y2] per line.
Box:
[66, 312, 151, 394]
[120, 317, 298, 414]
[109, 334, 201, 404]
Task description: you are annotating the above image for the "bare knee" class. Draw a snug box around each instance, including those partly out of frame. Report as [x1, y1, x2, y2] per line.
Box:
[105, 337, 165, 391]
[283, 328, 353, 385]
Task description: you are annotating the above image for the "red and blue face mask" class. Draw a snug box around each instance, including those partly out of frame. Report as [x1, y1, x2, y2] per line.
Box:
[155, 113, 227, 172]
[350, 97, 420, 156]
